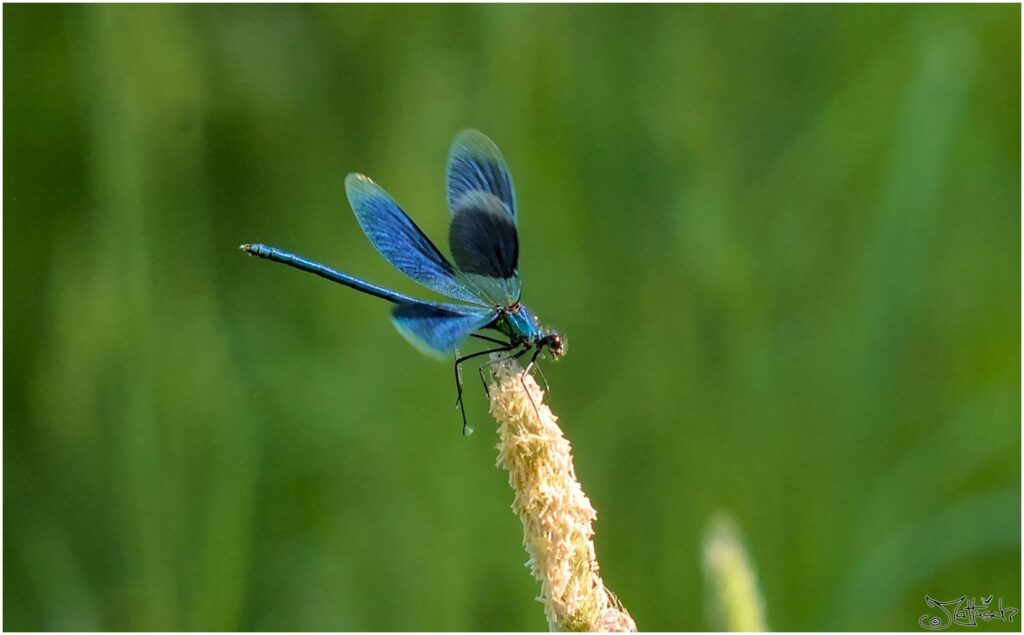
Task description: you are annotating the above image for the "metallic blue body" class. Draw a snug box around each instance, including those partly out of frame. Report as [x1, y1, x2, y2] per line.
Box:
[243, 130, 565, 434]
[242, 243, 422, 305]
[493, 304, 542, 346]
[243, 242, 542, 348]
[242, 130, 555, 359]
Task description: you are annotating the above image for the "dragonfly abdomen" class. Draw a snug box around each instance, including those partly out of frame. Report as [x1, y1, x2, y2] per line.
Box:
[240, 243, 422, 305]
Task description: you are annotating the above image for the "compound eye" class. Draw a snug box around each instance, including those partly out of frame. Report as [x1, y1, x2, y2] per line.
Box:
[545, 332, 567, 359]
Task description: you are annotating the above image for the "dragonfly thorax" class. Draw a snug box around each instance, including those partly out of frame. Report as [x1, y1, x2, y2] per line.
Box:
[493, 304, 567, 360]
[500, 303, 540, 342]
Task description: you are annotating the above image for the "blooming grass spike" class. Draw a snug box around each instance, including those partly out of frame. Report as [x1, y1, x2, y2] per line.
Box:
[703, 513, 769, 632]
[486, 357, 636, 632]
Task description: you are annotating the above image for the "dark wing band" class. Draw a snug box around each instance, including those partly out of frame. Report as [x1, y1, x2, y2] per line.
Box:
[391, 302, 497, 358]
[449, 192, 519, 280]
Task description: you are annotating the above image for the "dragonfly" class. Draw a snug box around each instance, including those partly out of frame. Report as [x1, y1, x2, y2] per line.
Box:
[241, 130, 566, 434]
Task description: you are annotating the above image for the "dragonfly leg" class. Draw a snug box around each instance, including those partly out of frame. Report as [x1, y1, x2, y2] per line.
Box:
[478, 342, 528, 399]
[456, 344, 512, 406]
[470, 333, 511, 347]
[520, 348, 544, 422]
[453, 345, 462, 406]
[454, 344, 513, 435]
[532, 359, 551, 396]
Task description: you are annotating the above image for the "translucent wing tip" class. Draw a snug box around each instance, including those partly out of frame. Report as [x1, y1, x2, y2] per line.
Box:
[454, 128, 490, 142]
[393, 320, 451, 361]
[446, 129, 517, 222]
[345, 172, 376, 196]
[451, 129, 503, 157]
[345, 173, 385, 214]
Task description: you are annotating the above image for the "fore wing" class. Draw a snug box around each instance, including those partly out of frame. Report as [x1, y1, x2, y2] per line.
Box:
[391, 302, 497, 359]
[346, 173, 485, 306]
[446, 129, 517, 223]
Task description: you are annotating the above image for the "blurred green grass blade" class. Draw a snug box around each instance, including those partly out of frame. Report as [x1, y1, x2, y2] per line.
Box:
[830, 488, 1020, 629]
[3, 5, 1018, 630]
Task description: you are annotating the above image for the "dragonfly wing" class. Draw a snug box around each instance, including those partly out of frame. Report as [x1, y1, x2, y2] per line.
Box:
[391, 302, 498, 360]
[346, 173, 485, 305]
[449, 191, 521, 305]
[446, 129, 517, 223]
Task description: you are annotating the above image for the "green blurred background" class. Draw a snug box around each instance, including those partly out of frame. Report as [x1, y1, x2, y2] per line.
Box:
[4, 4, 1020, 631]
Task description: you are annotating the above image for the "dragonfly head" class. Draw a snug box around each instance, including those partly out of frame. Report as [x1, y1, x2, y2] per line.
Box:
[538, 329, 567, 361]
